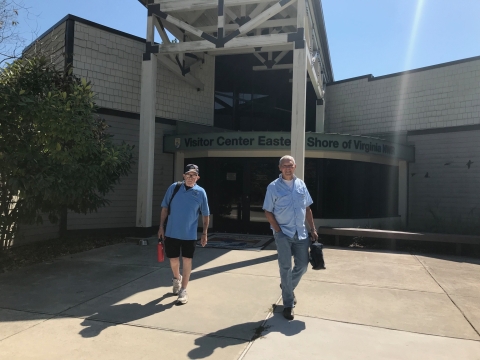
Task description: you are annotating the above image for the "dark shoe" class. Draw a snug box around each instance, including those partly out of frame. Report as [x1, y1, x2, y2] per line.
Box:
[280, 284, 297, 305]
[283, 307, 294, 320]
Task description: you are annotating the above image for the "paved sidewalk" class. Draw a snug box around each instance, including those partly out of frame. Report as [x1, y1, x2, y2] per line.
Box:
[0, 240, 479, 359]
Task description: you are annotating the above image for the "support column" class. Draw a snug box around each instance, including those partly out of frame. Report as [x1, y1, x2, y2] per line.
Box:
[136, 15, 157, 227]
[174, 151, 185, 182]
[315, 98, 325, 133]
[398, 160, 408, 227]
[290, 0, 307, 180]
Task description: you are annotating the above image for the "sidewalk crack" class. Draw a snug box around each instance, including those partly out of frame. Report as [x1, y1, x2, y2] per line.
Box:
[413, 254, 480, 338]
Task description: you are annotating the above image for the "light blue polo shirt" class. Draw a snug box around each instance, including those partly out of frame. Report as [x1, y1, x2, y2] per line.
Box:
[161, 182, 210, 240]
[262, 174, 313, 240]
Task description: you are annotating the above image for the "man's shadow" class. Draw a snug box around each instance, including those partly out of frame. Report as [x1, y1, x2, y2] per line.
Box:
[79, 293, 176, 338]
[187, 312, 306, 359]
[76, 252, 279, 339]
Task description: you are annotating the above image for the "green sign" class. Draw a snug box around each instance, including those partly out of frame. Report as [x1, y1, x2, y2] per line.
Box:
[164, 132, 415, 161]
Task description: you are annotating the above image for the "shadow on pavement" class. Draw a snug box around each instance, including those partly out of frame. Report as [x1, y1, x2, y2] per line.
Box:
[412, 252, 480, 265]
[79, 293, 177, 338]
[187, 314, 305, 359]
[191, 253, 278, 280]
[0, 245, 280, 344]
[76, 253, 279, 338]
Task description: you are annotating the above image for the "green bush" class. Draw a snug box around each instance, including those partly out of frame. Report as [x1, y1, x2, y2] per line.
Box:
[0, 57, 134, 249]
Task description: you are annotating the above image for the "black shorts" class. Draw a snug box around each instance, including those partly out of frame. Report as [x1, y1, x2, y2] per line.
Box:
[164, 237, 197, 259]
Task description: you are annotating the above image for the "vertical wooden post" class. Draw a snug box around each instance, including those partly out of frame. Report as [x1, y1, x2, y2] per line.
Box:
[290, 0, 307, 180]
[174, 151, 185, 182]
[136, 14, 157, 227]
[218, 0, 225, 40]
[316, 98, 325, 133]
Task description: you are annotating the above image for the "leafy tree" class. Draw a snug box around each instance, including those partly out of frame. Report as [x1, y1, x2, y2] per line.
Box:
[0, 56, 134, 249]
[0, 0, 29, 65]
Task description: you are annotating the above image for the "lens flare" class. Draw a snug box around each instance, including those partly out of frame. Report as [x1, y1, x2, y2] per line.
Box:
[395, 0, 426, 133]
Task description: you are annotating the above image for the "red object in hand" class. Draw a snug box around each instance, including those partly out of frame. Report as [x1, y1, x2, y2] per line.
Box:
[157, 239, 165, 262]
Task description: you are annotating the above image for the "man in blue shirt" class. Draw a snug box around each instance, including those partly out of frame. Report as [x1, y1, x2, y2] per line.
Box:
[263, 155, 318, 320]
[158, 164, 210, 305]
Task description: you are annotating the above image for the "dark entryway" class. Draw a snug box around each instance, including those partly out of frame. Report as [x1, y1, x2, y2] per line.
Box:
[185, 157, 278, 234]
[186, 156, 399, 234]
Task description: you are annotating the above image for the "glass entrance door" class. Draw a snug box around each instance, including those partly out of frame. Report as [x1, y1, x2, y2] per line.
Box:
[210, 158, 278, 234]
[246, 159, 278, 234]
[213, 158, 247, 233]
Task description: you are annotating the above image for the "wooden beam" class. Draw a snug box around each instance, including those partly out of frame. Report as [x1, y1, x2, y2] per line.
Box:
[252, 64, 293, 70]
[162, 22, 187, 41]
[153, 10, 205, 38]
[226, 0, 297, 42]
[248, 2, 269, 19]
[155, 32, 292, 54]
[153, 17, 177, 61]
[137, 54, 157, 227]
[208, 43, 292, 55]
[146, 15, 154, 43]
[152, 0, 275, 13]
[290, 0, 307, 180]
[306, 50, 324, 99]
[253, 52, 266, 64]
[157, 55, 205, 90]
[224, 7, 238, 22]
[153, 17, 170, 44]
[275, 50, 289, 63]
[197, 18, 297, 33]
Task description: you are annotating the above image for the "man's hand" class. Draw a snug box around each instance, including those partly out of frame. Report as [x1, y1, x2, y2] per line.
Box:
[311, 229, 319, 242]
[200, 233, 208, 247]
[158, 226, 165, 240]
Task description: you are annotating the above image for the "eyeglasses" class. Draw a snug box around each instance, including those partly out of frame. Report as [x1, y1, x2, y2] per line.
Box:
[281, 165, 295, 169]
[184, 173, 198, 178]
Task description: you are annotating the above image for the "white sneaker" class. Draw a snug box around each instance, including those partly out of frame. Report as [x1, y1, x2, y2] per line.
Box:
[172, 275, 182, 295]
[177, 288, 188, 304]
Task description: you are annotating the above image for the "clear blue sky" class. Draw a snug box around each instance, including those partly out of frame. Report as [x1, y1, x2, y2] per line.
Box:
[13, 0, 480, 81]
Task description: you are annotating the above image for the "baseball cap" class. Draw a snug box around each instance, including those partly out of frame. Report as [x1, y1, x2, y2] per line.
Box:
[184, 164, 199, 174]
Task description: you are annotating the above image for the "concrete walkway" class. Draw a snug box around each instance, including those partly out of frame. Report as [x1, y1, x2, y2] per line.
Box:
[0, 240, 479, 359]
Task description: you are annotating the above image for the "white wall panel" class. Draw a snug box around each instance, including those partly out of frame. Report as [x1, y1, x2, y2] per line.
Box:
[73, 22, 215, 126]
[325, 58, 480, 135]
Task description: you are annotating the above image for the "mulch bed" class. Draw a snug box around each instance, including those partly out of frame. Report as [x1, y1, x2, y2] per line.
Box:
[0, 235, 132, 273]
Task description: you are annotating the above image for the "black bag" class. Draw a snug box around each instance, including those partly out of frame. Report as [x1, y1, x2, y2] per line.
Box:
[309, 241, 326, 270]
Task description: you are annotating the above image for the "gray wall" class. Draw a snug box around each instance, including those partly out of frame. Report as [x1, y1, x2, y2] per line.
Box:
[325, 57, 480, 135]
[73, 21, 215, 126]
[407, 129, 480, 233]
[325, 57, 480, 233]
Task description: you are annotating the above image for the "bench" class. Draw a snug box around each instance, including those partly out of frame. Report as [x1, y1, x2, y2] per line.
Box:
[317, 227, 480, 256]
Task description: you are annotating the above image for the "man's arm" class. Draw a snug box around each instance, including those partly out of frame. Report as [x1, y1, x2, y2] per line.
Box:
[157, 207, 168, 239]
[200, 215, 209, 247]
[264, 210, 281, 233]
[305, 206, 318, 241]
